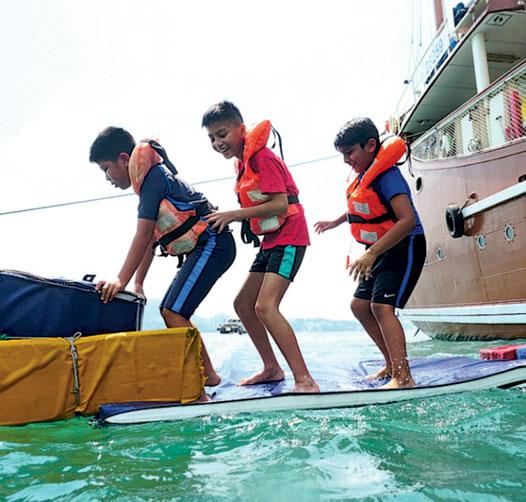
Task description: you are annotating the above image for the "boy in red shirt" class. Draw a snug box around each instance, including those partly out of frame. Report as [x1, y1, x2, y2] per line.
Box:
[202, 101, 319, 393]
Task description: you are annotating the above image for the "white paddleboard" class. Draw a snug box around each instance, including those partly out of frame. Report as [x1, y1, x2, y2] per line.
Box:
[98, 357, 526, 425]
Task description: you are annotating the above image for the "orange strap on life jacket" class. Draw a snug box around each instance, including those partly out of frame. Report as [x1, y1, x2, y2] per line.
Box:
[346, 135, 407, 246]
[129, 141, 163, 195]
[234, 120, 300, 236]
[128, 142, 208, 260]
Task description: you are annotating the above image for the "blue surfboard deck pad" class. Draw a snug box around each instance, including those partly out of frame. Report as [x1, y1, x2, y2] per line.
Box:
[97, 357, 526, 424]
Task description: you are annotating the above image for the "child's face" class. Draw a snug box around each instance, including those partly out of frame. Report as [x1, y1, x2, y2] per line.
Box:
[206, 121, 246, 161]
[98, 153, 131, 189]
[338, 138, 377, 174]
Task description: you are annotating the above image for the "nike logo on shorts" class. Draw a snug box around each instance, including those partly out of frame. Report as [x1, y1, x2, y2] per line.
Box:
[384, 293, 396, 298]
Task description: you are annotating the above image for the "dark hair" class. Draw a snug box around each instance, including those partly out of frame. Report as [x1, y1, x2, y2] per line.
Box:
[89, 126, 136, 163]
[334, 117, 380, 152]
[201, 100, 244, 128]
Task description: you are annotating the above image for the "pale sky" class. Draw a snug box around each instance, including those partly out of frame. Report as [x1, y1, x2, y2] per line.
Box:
[0, 0, 433, 319]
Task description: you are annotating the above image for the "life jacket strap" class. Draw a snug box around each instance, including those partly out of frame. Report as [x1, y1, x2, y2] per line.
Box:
[347, 213, 392, 224]
[270, 127, 285, 160]
[152, 214, 201, 260]
[287, 195, 299, 204]
[151, 246, 188, 268]
[159, 215, 201, 246]
[240, 219, 261, 247]
[147, 140, 178, 176]
[239, 197, 298, 246]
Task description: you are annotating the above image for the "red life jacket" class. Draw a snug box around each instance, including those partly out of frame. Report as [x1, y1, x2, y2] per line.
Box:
[129, 141, 208, 257]
[234, 120, 299, 235]
[346, 135, 407, 246]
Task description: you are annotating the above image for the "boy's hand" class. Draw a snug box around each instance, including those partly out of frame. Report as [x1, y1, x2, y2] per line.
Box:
[205, 210, 240, 232]
[314, 213, 347, 234]
[314, 220, 338, 234]
[133, 283, 146, 299]
[96, 279, 124, 304]
[348, 249, 377, 281]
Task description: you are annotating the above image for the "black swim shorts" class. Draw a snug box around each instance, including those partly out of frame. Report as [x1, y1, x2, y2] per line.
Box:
[353, 234, 426, 308]
[249, 245, 306, 282]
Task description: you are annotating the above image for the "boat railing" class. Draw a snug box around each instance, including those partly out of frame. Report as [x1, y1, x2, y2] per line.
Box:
[411, 62, 526, 161]
[395, 25, 459, 124]
[394, 1, 480, 129]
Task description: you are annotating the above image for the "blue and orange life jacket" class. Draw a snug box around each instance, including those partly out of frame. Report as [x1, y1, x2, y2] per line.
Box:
[346, 135, 407, 246]
[234, 120, 299, 237]
[129, 141, 208, 258]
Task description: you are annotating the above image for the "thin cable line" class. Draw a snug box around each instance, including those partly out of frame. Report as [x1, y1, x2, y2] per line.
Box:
[0, 193, 134, 216]
[0, 154, 340, 216]
[289, 154, 339, 167]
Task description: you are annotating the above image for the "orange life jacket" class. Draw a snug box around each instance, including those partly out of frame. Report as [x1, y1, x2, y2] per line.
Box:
[346, 135, 407, 246]
[129, 141, 208, 257]
[234, 120, 299, 235]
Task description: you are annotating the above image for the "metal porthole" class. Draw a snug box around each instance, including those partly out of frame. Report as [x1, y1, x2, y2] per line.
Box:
[476, 234, 487, 250]
[504, 224, 515, 242]
[436, 248, 445, 261]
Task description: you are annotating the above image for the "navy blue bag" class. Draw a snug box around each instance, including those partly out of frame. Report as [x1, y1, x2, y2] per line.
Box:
[0, 270, 145, 338]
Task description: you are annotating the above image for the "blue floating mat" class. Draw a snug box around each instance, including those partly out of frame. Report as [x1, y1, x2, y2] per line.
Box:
[97, 357, 526, 425]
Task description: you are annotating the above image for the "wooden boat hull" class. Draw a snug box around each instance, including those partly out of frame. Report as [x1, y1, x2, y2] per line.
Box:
[401, 140, 526, 340]
[393, 2, 526, 340]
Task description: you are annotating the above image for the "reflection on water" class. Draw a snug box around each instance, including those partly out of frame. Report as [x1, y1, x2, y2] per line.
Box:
[1, 331, 525, 501]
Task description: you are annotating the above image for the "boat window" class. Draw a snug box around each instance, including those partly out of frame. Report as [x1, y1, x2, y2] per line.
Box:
[476, 234, 487, 250]
[504, 225, 515, 242]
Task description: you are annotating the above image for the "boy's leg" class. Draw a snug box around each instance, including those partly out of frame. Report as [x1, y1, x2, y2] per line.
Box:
[370, 302, 415, 388]
[350, 297, 392, 380]
[366, 235, 426, 388]
[161, 308, 220, 386]
[254, 272, 319, 393]
[161, 232, 236, 387]
[235, 272, 285, 385]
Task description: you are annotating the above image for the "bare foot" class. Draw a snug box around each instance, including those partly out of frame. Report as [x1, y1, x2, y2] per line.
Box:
[380, 377, 416, 389]
[238, 368, 285, 386]
[205, 373, 221, 387]
[366, 367, 392, 381]
[291, 380, 320, 393]
[196, 390, 210, 402]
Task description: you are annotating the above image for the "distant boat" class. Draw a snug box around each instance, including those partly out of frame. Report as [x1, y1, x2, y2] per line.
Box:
[390, 0, 526, 340]
[217, 318, 247, 334]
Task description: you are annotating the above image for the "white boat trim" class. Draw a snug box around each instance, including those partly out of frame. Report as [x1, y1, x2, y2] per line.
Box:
[462, 181, 526, 219]
[399, 303, 526, 324]
[400, 314, 526, 324]
[104, 366, 526, 424]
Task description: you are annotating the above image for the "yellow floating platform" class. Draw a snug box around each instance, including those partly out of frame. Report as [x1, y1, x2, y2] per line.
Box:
[0, 327, 204, 426]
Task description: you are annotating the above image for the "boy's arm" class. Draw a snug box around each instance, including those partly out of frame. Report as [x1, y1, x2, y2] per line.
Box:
[97, 218, 156, 303]
[314, 212, 348, 234]
[133, 236, 156, 297]
[348, 194, 416, 281]
[205, 193, 288, 232]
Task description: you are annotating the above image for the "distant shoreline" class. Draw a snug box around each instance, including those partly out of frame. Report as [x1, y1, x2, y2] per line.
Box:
[142, 299, 362, 332]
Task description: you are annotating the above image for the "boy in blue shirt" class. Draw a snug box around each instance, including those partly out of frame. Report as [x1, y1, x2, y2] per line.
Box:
[89, 126, 236, 388]
[315, 117, 426, 389]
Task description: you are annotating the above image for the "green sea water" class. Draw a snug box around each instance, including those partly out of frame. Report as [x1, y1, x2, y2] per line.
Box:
[1, 331, 525, 501]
